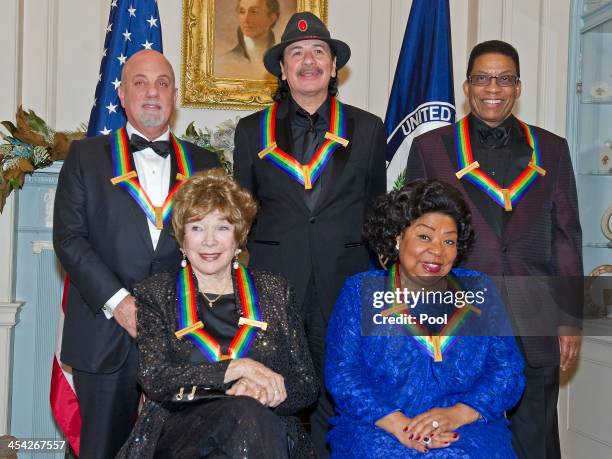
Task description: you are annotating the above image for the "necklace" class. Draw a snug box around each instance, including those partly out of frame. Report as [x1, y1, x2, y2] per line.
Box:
[200, 276, 231, 308]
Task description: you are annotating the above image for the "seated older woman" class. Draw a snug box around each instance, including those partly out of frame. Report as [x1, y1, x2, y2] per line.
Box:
[325, 179, 525, 458]
[119, 169, 317, 458]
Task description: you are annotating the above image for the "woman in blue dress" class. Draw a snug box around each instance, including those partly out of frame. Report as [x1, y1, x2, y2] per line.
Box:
[326, 179, 525, 458]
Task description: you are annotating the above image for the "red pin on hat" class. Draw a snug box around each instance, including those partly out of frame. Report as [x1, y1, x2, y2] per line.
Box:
[263, 12, 351, 77]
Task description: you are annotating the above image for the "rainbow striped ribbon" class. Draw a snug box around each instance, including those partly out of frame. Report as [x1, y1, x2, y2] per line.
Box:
[454, 116, 546, 211]
[258, 96, 348, 189]
[384, 263, 475, 362]
[175, 263, 263, 362]
[109, 128, 193, 229]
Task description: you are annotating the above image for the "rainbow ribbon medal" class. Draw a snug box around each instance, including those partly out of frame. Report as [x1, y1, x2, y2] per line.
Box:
[258, 96, 349, 189]
[109, 128, 193, 229]
[454, 116, 546, 211]
[382, 263, 479, 362]
[174, 264, 267, 362]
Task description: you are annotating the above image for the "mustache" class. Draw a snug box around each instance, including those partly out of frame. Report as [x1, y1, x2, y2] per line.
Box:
[297, 66, 323, 76]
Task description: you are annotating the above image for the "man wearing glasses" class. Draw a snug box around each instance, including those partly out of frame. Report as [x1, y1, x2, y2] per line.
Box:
[404, 40, 582, 459]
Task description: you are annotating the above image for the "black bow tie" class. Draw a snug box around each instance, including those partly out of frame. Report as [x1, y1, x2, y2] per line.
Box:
[477, 126, 510, 149]
[130, 134, 170, 158]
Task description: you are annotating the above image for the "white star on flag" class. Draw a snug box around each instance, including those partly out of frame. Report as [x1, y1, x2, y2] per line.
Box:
[100, 126, 112, 135]
[147, 16, 158, 27]
[93, 97, 97, 107]
[123, 30, 132, 41]
[106, 23, 113, 33]
[117, 53, 127, 65]
[142, 40, 153, 50]
[128, 5, 136, 17]
[98, 73, 102, 82]
[112, 78, 121, 90]
[102, 48, 107, 57]
[106, 102, 118, 114]
[111, 0, 118, 8]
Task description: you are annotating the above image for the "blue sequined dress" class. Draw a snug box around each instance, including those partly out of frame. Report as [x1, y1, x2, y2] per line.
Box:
[325, 268, 525, 458]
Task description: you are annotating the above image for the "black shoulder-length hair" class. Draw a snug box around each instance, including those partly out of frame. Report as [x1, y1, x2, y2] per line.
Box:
[363, 179, 475, 268]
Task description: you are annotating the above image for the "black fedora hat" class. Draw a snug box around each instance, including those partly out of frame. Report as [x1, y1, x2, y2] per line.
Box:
[264, 12, 351, 77]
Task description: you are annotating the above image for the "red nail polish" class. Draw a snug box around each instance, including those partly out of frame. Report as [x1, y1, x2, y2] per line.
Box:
[408, 434, 414, 440]
[453, 433, 459, 438]
[444, 441, 450, 445]
[415, 435, 421, 441]
[403, 426, 409, 432]
[430, 432, 435, 437]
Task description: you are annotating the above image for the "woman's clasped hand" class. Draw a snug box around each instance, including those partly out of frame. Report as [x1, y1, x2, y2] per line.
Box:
[225, 357, 287, 407]
[375, 404, 479, 453]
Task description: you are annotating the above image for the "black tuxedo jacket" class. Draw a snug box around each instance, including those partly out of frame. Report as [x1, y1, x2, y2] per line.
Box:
[405, 118, 583, 367]
[233, 97, 387, 320]
[53, 133, 220, 373]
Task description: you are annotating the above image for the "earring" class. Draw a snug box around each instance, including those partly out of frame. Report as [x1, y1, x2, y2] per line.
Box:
[180, 250, 187, 268]
[233, 249, 242, 269]
[377, 254, 389, 271]
[395, 242, 400, 251]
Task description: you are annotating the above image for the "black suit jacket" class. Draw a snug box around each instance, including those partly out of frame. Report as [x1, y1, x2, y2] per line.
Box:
[405, 119, 583, 367]
[233, 98, 387, 320]
[53, 133, 220, 373]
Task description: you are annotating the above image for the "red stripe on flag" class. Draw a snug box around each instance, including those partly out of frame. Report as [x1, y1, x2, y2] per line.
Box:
[50, 275, 81, 456]
[50, 357, 81, 456]
[61, 274, 69, 313]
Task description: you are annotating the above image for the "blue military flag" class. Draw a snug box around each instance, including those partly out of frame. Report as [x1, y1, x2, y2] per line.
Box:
[384, 0, 455, 190]
[87, 0, 163, 137]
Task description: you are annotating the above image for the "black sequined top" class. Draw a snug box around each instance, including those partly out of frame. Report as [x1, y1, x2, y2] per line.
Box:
[117, 269, 318, 458]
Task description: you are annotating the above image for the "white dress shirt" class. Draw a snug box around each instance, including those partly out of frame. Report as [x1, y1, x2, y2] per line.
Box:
[103, 123, 171, 319]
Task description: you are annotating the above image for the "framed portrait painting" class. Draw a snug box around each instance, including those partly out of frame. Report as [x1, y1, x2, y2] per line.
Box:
[181, 0, 328, 110]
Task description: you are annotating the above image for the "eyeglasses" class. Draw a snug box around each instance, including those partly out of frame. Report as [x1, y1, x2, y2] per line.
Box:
[468, 74, 519, 87]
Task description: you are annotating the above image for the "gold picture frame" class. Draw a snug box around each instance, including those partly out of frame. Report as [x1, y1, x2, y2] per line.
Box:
[181, 0, 328, 110]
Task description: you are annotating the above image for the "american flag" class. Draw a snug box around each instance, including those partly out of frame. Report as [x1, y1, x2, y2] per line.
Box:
[50, 1, 163, 454]
[87, 0, 163, 136]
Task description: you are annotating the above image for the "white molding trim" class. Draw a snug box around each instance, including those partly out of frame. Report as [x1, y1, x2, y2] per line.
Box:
[12, 0, 23, 112]
[501, 0, 515, 42]
[45, 0, 59, 127]
[477, 0, 504, 42]
[31, 241, 54, 255]
[367, 0, 393, 118]
[0, 197, 16, 305]
[0, 302, 21, 327]
[536, 0, 551, 128]
[0, 301, 23, 435]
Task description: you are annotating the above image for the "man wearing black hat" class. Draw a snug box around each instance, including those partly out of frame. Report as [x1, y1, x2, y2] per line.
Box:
[233, 12, 387, 457]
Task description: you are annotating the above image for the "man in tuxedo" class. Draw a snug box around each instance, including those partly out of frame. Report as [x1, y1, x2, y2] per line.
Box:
[405, 40, 582, 458]
[53, 50, 220, 458]
[233, 12, 386, 457]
